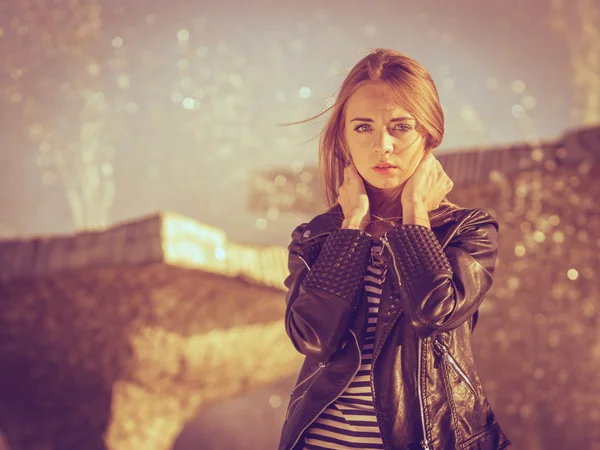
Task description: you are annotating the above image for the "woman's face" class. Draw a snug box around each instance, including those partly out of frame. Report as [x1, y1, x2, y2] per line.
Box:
[343, 82, 427, 190]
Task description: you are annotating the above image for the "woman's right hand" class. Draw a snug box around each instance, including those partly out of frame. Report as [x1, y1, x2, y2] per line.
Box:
[339, 164, 370, 230]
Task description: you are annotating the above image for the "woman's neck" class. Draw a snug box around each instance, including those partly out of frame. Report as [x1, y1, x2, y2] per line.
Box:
[366, 185, 403, 221]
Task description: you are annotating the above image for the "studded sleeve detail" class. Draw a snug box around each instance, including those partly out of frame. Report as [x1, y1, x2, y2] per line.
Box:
[383, 210, 500, 338]
[387, 224, 452, 282]
[301, 229, 372, 305]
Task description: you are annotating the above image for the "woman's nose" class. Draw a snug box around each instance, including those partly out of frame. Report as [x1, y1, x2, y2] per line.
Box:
[373, 128, 394, 153]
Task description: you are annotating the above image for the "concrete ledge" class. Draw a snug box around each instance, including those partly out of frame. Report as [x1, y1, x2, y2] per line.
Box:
[0, 211, 289, 290]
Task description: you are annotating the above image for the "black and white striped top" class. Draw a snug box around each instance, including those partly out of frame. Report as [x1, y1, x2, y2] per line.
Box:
[303, 241, 388, 450]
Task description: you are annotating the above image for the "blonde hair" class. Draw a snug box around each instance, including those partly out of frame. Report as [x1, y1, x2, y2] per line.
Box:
[290, 48, 460, 225]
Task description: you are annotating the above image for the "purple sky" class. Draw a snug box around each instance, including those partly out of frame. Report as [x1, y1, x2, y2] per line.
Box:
[0, 0, 585, 246]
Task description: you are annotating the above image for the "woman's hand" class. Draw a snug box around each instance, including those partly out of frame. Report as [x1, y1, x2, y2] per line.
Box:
[401, 153, 453, 212]
[339, 164, 370, 230]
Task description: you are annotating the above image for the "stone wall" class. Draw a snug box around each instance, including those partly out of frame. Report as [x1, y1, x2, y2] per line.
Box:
[0, 211, 288, 291]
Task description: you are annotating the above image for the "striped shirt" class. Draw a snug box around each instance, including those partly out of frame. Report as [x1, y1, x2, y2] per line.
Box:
[303, 240, 388, 450]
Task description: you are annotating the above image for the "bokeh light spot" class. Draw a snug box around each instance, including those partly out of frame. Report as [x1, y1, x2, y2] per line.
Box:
[111, 36, 124, 48]
[567, 269, 579, 280]
[298, 87, 312, 99]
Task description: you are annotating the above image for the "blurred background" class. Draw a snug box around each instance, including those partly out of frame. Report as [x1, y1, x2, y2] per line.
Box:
[0, 0, 599, 449]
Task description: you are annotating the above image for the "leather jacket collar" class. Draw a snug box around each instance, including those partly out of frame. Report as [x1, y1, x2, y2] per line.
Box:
[300, 203, 459, 239]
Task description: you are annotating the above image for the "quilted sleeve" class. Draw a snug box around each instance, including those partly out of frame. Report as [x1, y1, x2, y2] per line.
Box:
[284, 226, 372, 362]
[385, 208, 499, 338]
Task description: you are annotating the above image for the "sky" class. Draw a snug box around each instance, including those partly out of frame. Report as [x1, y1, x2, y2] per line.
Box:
[0, 0, 592, 246]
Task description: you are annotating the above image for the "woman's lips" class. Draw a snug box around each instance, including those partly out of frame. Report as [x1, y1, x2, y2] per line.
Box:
[373, 166, 397, 175]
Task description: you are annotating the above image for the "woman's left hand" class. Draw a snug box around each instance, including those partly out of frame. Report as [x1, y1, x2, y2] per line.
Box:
[401, 153, 454, 211]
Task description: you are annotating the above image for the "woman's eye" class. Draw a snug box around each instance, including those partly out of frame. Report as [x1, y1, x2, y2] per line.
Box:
[353, 124, 412, 133]
[355, 124, 371, 132]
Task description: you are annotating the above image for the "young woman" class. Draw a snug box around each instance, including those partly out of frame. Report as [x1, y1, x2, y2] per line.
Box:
[278, 49, 511, 450]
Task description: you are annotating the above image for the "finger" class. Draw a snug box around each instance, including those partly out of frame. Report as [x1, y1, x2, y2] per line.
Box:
[344, 165, 354, 179]
[342, 165, 349, 180]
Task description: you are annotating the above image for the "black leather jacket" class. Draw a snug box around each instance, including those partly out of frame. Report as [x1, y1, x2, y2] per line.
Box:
[278, 204, 511, 450]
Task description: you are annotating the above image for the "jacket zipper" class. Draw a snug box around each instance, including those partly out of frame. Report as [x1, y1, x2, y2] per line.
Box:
[297, 254, 311, 271]
[289, 362, 326, 397]
[382, 233, 432, 450]
[288, 329, 362, 450]
[433, 339, 477, 397]
[417, 339, 432, 450]
[286, 362, 326, 421]
[373, 235, 405, 450]
[370, 300, 403, 450]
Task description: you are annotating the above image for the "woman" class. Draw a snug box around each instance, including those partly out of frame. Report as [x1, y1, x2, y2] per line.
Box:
[278, 49, 511, 450]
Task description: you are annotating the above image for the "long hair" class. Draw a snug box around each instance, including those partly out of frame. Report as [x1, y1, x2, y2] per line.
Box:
[289, 48, 460, 225]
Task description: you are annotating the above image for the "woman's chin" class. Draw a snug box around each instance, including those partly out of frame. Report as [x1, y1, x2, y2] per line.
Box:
[366, 176, 404, 191]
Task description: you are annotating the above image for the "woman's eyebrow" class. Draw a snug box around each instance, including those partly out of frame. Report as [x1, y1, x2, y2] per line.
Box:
[349, 116, 415, 123]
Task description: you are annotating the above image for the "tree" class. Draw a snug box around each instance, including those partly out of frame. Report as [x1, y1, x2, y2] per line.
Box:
[0, 0, 126, 230]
